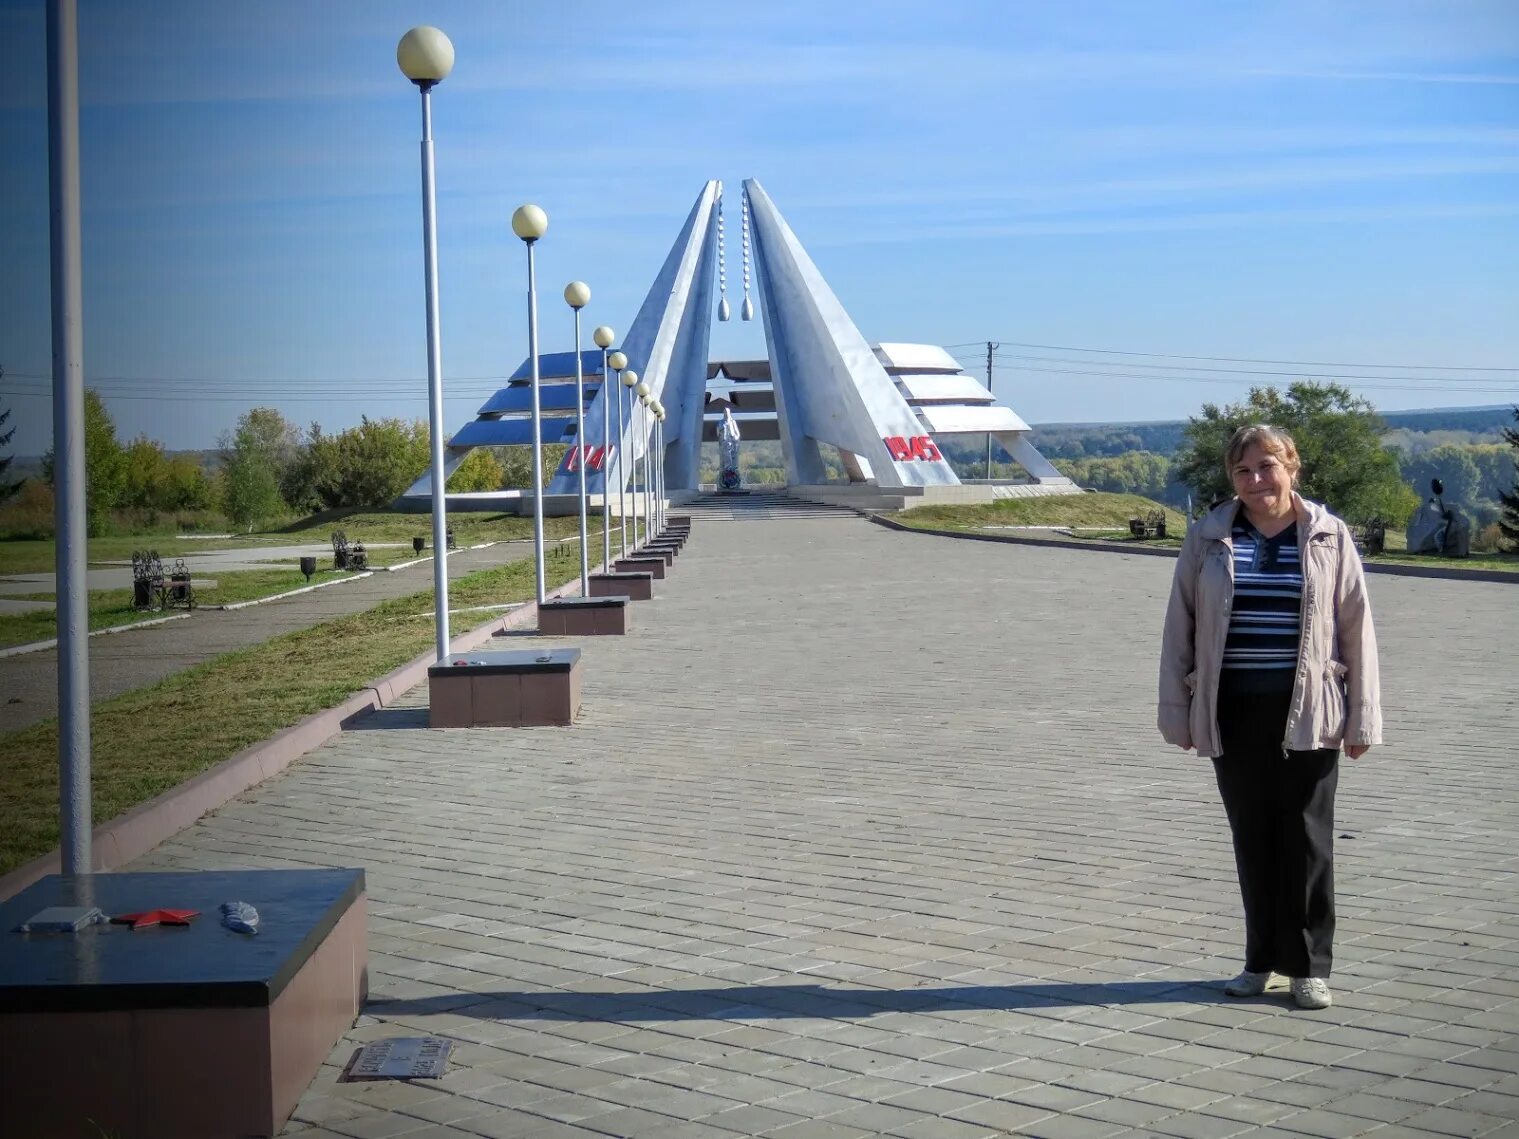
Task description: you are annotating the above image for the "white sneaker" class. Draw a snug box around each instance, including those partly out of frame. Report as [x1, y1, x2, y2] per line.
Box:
[1224, 970, 1272, 997]
[1292, 977, 1333, 1009]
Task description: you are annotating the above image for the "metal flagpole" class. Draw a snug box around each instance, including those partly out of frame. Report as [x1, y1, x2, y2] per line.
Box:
[48, 0, 91, 874]
[567, 286, 589, 595]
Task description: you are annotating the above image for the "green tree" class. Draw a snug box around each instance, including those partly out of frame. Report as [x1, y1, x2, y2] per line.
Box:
[163, 453, 215, 510]
[220, 407, 300, 528]
[1500, 407, 1519, 549]
[1399, 444, 1482, 509]
[42, 388, 125, 530]
[300, 416, 429, 508]
[1176, 382, 1417, 524]
[447, 447, 505, 493]
[0, 367, 21, 500]
[119, 435, 170, 510]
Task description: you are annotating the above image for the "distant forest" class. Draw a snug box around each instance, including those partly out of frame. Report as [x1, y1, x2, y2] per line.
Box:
[932, 404, 1519, 523]
[1023, 405, 1514, 460]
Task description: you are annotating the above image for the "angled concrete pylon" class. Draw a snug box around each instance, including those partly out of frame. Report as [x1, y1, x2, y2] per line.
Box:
[546, 181, 720, 497]
[744, 179, 959, 489]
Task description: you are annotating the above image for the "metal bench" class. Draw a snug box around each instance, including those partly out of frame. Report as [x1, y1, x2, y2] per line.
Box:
[1127, 511, 1167, 540]
[331, 531, 369, 571]
[131, 550, 194, 611]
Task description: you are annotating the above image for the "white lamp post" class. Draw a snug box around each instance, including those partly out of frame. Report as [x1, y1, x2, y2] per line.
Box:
[512, 203, 549, 604]
[593, 325, 615, 571]
[635, 382, 651, 544]
[650, 399, 663, 534]
[564, 281, 591, 596]
[397, 24, 456, 663]
[620, 367, 638, 549]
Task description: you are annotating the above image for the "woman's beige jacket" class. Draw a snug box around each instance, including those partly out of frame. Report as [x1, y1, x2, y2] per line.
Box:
[1157, 494, 1382, 759]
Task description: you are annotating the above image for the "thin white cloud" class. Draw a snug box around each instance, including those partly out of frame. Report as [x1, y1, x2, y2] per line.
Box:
[1249, 68, 1519, 86]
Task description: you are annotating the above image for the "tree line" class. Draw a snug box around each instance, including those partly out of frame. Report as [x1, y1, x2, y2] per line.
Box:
[0, 395, 555, 537]
[2, 379, 1515, 548]
[949, 383, 1519, 545]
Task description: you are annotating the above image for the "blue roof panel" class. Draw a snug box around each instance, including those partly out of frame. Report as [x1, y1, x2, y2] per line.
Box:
[451, 416, 578, 447]
[477, 382, 598, 415]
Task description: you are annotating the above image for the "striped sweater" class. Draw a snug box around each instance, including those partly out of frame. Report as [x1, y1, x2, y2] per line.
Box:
[1222, 518, 1302, 690]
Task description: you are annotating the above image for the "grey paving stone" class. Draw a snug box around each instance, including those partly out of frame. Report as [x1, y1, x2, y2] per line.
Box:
[105, 514, 1518, 1139]
[1269, 1107, 1389, 1138]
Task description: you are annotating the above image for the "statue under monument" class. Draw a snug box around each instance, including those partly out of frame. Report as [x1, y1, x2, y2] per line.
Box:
[717, 406, 742, 491]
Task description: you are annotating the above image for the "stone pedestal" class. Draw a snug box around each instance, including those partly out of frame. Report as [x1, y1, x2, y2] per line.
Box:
[634, 547, 675, 566]
[614, 556, 666, 580]
[428, 648, 582, 727]
[537, 596, 630, 636]
[0, 869, 366, 1139]
[589, 571, 653, 600]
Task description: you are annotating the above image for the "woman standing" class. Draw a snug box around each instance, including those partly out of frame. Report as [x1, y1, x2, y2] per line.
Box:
[1158, 425, 1381, 1010]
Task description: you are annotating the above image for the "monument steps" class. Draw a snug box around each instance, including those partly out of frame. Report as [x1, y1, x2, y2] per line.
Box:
[681, 492, 859, 521]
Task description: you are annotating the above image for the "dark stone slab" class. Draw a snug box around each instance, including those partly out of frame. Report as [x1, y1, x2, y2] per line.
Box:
[590, 572, 652, 600]
[615, 557, 666, 579]
[428, 648, 580, 677]
[539, 597, 626, 610]
[0, 869, 364, 1013]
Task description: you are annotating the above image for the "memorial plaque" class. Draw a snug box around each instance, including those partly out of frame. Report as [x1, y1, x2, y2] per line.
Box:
[343, 1036, 453, 1081]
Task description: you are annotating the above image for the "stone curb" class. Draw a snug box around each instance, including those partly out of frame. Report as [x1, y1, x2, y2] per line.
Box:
[0, 611, 195, 660]
[0, 572, 586, 903]
[213, 571, 373, 610]
[868, 513, 1519, 583]
[0, 540, 522, 657]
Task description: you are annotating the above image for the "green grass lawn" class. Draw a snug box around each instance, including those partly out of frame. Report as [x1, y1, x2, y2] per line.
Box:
[272, 508, 583, 546]
[0, 509, 585, 575]
[1365, 549, 1518, 573]
[0, 564, 397, 650]
[894, 492, 1187, 534]
[891, 495, 1518, 571]
[0, 540, 585, 876]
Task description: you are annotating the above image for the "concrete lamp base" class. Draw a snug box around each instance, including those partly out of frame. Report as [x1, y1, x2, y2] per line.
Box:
[538, 596, 630, 636]
[428, 648, 582, 727]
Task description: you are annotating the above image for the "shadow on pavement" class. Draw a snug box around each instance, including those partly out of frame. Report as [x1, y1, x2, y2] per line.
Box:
[346, 707, 431, 731]
[366, 979, 1233, 1021]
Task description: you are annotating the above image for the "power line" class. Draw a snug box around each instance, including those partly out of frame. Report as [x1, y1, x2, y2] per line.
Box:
[948, 349, 1518, 387]
[947, 340, 1518, 373]
[965, 362, 1519, 396]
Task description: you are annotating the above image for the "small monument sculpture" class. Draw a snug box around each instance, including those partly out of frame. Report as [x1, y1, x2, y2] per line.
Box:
[717, 406, 742, 491]
[1405, 477, 1471, 557]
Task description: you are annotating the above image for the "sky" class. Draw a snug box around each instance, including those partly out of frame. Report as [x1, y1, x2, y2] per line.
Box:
[1, 0, 1516, 456]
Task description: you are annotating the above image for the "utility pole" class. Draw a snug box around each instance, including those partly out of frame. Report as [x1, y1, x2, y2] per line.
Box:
[985, 341, 999, 481]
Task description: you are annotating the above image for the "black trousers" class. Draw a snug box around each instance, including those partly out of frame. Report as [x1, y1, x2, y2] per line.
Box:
[1212, 683, 1339, 979]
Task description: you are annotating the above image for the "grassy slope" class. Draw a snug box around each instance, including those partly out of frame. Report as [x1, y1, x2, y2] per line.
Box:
[0, 541, 583, 875]
[892, 494, 1518, 571]
[894, 492, 1187, 534]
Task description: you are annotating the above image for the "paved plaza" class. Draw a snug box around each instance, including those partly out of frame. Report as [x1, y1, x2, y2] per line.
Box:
[133, 509, 1519, 1138]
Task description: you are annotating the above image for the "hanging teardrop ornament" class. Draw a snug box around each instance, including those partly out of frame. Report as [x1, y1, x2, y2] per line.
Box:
[740, 187, 754, 320]
[715, 192, 730, 322]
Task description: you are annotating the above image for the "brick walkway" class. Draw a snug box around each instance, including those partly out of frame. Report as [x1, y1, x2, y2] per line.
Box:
[136, 512, 1519, 1138]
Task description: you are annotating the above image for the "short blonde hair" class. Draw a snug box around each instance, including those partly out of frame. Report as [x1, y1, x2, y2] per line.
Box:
[1224, 424, 1300, 482]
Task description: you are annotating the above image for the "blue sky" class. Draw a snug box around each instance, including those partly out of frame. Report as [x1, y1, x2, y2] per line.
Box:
[1, 0, 1516, 455]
